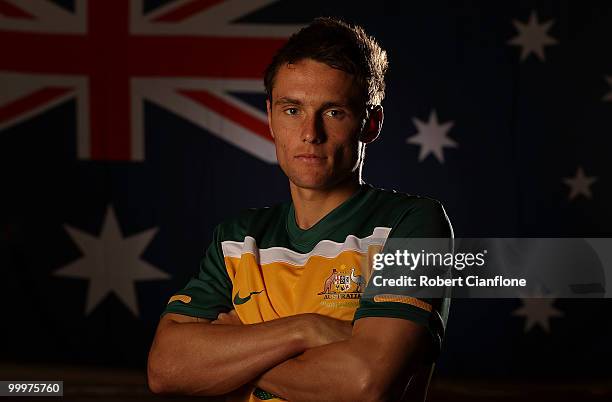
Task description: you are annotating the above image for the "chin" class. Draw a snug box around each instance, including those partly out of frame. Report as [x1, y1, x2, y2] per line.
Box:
[289, 175, 333, 190]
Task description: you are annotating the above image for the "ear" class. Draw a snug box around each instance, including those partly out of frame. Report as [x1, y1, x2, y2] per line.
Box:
[359, 105, 383, 144]
[266, 99, 275, 139]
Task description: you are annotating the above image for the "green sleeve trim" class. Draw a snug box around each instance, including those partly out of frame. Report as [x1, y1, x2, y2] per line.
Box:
[353, 300, 444, 362]
[352, 300, 432, 324]
[160, 303, 227, 320]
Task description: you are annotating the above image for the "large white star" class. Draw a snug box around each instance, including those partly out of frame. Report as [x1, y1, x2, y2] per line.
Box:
[55, 205, 170, 317]
[513, 297, 564, 333]
[406, 109, 457, 163]
[508, 10, 558, 62]
[563, 166, 597, 201]
[603, 76, 612, 102]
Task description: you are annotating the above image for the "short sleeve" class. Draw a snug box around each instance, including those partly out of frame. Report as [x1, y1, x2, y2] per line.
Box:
[161, 225, 233, 320]
[353, 198, 453, 361]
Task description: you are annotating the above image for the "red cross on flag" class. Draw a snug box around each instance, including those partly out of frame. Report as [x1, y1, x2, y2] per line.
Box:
[0, 0, 302, 163]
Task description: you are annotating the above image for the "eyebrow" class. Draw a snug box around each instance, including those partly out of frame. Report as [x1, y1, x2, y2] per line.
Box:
[274, 97, 302, 106]
[321, 101, 350, 109]
[274, 97, 350, 109]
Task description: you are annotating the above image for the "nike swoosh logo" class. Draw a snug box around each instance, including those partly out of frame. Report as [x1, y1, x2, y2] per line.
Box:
[233, 289, 264, 305]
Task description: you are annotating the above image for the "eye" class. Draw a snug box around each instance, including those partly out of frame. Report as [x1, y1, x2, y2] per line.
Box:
[325, 109, 345, 118]
[284, 107, 299, 116]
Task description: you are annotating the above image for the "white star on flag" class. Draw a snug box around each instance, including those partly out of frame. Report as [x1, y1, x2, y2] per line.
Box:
[513, 297, 564, 333]
[55, 205, 170, 317]
[603, 76, 612, 102]
[563, 166, 597, 201]
[406, 109, 457, 164]
[508, 10, 558, 62]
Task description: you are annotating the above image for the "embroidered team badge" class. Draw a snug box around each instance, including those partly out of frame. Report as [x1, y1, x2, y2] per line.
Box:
[318, 265, 366, 307]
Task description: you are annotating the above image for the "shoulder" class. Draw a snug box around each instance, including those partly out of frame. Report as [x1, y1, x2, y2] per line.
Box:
[366, 185, 453, 238]
[366, 185, 449, 219]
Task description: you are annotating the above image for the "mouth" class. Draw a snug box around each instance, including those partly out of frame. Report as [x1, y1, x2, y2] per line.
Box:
[294, 154, 327, 163]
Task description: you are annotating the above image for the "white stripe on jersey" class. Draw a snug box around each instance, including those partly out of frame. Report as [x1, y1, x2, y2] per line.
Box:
[221, 227, 391, 266]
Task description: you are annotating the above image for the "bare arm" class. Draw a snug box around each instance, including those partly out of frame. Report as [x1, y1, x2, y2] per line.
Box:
[147, 312, 352, 396]
[254, 316, 433, 402]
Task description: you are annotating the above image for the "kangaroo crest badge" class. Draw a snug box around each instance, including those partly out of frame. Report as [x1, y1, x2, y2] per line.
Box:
[318, 265, 366, 307]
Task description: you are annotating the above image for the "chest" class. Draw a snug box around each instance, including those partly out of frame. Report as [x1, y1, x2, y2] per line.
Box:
[223, 237, 385, 324]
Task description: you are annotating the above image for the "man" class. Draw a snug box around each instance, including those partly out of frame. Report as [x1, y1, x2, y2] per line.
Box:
[147, 17, 452, 402]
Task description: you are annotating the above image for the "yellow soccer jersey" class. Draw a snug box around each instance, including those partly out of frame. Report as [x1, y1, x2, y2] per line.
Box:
[162, 184, 453, 401]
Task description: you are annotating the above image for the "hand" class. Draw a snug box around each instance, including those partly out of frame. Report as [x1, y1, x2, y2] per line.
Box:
[300, 313, 353, 349]
[211, 309, 243, 325]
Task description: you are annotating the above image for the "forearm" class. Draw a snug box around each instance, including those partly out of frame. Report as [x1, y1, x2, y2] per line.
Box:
[255, 317, 428, 402]
[148, 315, 308, 396]
[255, 338, 378, 402]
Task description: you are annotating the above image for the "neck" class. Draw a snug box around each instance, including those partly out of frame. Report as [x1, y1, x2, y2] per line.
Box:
[290, 174, 362, 230]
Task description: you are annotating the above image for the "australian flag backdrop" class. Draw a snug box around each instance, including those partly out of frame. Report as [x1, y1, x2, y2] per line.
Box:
[1, 0, 611, 399]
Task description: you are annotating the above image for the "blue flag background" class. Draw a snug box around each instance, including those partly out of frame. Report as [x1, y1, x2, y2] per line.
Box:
[1, 0, 611, 398]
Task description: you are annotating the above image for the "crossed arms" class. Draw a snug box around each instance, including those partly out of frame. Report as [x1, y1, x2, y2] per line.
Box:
[147, 309, 434, 402]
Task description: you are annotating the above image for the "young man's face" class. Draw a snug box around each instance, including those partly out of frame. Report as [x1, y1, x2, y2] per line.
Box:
[266, 58, 366, 191]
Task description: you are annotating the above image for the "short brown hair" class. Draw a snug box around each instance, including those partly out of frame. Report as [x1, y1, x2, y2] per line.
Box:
[264, 17, 388, 108]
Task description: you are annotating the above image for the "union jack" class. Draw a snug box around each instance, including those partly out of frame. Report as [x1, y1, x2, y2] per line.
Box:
[0, 0, 303, 162]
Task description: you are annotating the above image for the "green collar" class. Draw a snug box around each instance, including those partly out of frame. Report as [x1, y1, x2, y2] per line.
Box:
[286, 183, 373, 249]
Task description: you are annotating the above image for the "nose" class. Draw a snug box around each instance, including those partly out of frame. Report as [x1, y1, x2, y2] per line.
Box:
[301, 113, 325, 144]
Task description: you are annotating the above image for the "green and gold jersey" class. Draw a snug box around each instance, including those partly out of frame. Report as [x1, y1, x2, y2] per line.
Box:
[162, 183, 453, 402]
